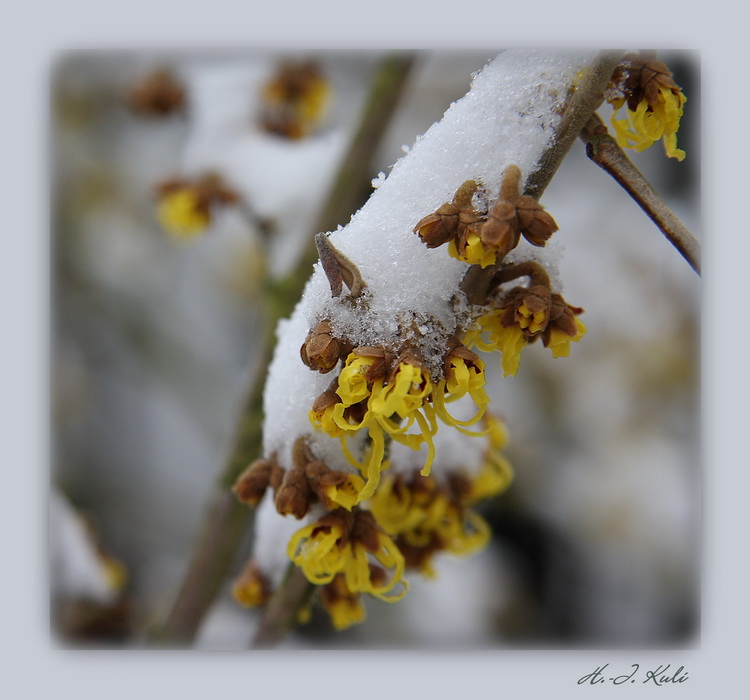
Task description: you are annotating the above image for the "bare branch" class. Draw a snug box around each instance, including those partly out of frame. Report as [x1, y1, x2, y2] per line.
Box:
[579, 112, 700, 275]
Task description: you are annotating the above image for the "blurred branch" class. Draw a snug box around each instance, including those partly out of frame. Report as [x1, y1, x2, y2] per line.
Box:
[154, 52, 416, 646]
[251, 564, 315, 649]
[580, 112, 701, 275]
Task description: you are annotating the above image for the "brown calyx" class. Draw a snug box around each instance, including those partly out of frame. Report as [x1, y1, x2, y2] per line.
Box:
[274, 437, 362, 518]
[349, 510, 383, 553]
[497, 284, 553, 337]
[443, 338, 483, 376]
[414, 179, 485, 249]
[612, 52, 682, 112]
[540, 294, 584, 346]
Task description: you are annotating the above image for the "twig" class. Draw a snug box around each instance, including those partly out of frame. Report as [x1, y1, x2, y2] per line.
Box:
[154, 52, 416, 646]
[462, 51, 624, 304]
[579, 112, 700, 275]
[251, 564, 315, 649]
[524, 51, 624, 200]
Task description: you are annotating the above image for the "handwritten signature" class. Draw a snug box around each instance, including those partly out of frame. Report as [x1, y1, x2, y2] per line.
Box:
[578, 664, 689, 686]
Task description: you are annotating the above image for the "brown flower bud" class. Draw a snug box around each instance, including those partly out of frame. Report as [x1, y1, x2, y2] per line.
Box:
[274, 465, 313, 519]
[413, 203, 460, 248]
[515, 195, 558, 247]
[480, 201, 520, 258]
[300, 321, 348, 373]
[233, 459, 275, 506]
[414, 180, 484, 249]
[542, 293, 584, 342]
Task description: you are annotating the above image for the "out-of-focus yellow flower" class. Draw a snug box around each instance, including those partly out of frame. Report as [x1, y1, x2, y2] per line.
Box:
[320, 574, 367, 630]
[154, 173, 239, 240]
[261, 59, 331, 140]
[157, 189, 210, 239]
[369, 473, 494, 578]
[232, 562, 271, 608]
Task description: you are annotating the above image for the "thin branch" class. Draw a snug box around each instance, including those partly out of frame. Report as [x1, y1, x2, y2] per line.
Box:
[462, 51, 624, 304]
[579, 112, 701, 275]
[251, 564, 315, 649]
[524, 50, 624, 200]
[153, 52, 416, 646]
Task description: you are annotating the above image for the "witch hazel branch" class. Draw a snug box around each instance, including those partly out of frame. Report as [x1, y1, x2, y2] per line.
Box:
[228, 49, 695, 634]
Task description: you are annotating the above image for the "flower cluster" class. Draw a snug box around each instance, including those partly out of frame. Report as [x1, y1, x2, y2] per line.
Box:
[606, 52, 687, 161]
[414, 165, 558, 268]
[233, 407, 512, 629]
[229, 52, 615, 635]
[463, 264, 586, 376]
[309, 341, 490, 500]
[415, 167, 586, 376]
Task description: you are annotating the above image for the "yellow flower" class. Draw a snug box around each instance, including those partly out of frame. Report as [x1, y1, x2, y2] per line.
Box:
[320, 574, 367, 630]
[546, 316, 586, 358]
[464, 289, 585, 375]
[448, 232, 497, 268]
[369, 474, 492, 577]
[611, 86, 686, 160]
[432, 353, 490, 433]
[232, 562, 271, 608]
[287, 510, 408, 602]
[607, 54, 687, 160]
[311, 354, 438, 497]
[462, 452, 514, 505]
[336, 355, 378, 405]
[157, 189, 210, 239]
[464, 313, 526, 376]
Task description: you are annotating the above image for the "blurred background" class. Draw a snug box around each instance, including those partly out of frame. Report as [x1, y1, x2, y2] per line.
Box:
[50, 49, 700, 649]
